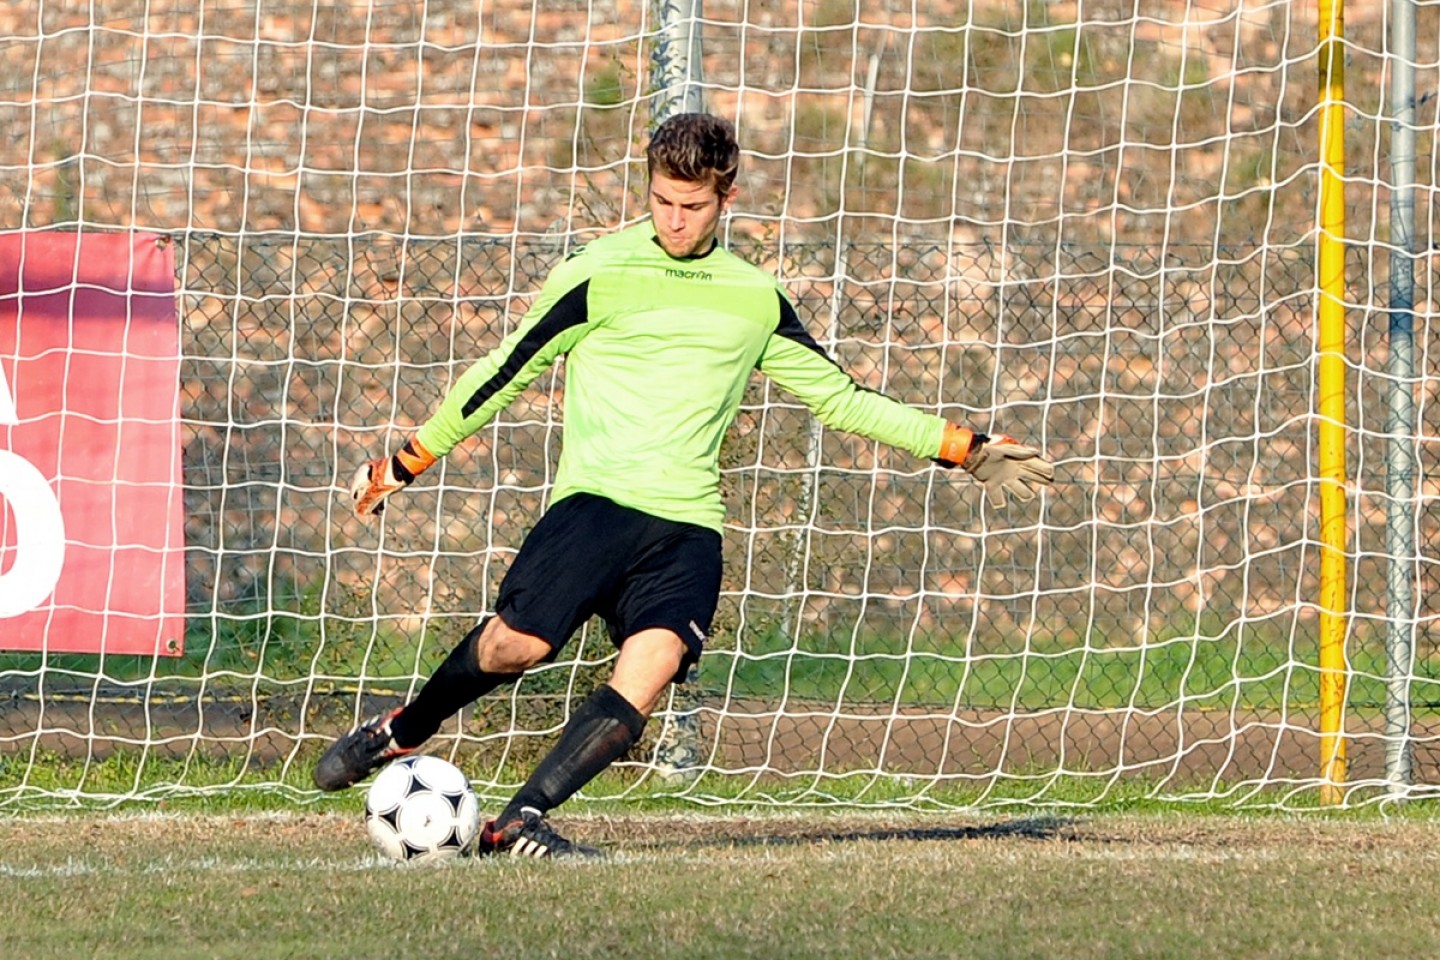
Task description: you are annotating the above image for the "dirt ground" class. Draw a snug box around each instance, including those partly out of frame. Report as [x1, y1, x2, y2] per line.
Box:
[4, 687, 1434, 792]
[702, 697, 1440, 785]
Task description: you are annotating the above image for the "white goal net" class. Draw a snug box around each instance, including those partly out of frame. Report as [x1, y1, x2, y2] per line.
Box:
[1, 0, 1435, 810]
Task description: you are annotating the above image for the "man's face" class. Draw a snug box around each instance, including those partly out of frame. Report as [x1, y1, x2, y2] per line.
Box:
[648, 171, 737, 259]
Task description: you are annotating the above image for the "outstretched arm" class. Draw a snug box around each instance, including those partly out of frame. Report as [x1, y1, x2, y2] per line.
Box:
[757, 294, 1053, 508]
[350, 254, 596, 519]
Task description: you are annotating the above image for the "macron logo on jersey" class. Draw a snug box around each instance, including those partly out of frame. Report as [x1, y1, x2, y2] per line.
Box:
[664, 266, 713, 281]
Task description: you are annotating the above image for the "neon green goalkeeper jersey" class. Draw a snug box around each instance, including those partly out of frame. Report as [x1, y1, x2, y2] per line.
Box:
[415, 221, 948, 532]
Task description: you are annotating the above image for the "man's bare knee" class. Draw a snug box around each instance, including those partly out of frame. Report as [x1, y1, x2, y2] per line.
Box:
[475, 618, 550, 674]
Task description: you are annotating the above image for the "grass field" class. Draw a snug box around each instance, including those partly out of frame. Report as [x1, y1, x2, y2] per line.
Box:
[3, 807, 1439, 960]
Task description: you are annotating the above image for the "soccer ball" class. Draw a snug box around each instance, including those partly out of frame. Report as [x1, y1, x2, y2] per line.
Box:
[364, 755, 481, 863]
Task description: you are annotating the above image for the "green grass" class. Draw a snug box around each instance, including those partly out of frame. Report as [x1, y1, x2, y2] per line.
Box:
[3, 811, 1440, 960]
[0, 744, 1412, 819]
[7, 585, 1434, 720]
[710, 619, 1440, 715]
[4, 606, 1432, 816]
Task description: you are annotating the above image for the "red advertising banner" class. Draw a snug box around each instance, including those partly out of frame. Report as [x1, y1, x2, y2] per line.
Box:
[0, 231, 185, 655]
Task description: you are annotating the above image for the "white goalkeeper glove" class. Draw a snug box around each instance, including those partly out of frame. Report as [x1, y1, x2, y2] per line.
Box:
[936, 424, 1055, 509]
[350, 437, 437, 518]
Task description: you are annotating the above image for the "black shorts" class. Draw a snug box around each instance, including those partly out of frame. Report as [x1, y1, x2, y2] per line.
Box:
[494, 493, 723, 682]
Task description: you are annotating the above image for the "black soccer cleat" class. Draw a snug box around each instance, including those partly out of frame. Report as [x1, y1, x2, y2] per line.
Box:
[476, 807, 601, 859]
[312, 707, 412, 791]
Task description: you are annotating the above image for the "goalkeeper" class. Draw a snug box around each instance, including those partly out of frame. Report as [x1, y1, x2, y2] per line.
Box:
[314, 112, 1054, 857]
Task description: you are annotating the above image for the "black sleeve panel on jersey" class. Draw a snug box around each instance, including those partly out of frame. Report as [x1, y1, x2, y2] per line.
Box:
[768, 290, 883, 396]
[459, 280, 590, 419]
[756, 287, 943, 457]
[770, 293, 838, 365]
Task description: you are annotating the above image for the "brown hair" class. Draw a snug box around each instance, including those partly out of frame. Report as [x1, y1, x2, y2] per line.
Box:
[646, 113, 740, 196]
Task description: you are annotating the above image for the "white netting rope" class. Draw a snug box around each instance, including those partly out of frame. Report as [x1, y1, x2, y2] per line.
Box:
[0, 1, 1434, 810]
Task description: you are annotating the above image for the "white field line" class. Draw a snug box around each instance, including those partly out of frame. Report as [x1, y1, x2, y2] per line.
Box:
[5, 842, 1440, 879]
[0, 855, 393, 878]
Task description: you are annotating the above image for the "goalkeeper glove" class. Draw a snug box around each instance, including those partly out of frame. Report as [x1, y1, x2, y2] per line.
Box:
[936, 424, 1055, 509]
[350, 437, 437, 517]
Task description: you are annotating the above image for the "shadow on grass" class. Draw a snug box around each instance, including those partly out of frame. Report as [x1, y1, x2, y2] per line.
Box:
[617, 815, 1080, 852]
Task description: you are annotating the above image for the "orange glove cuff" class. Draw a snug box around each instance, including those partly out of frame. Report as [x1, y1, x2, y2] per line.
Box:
[393, 437, 438, 483]
[936, 424, 977, 465]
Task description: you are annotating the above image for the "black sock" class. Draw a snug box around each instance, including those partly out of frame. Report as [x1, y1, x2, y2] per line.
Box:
[505, 684, 647, 818]
[389, 620, 519, 749]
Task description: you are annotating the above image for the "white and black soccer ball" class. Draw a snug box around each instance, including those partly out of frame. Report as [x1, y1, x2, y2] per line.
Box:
[364, 755, 481, 863]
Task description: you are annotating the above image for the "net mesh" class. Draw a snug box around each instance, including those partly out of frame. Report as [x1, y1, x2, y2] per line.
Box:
[2, 0, 1438, 809]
